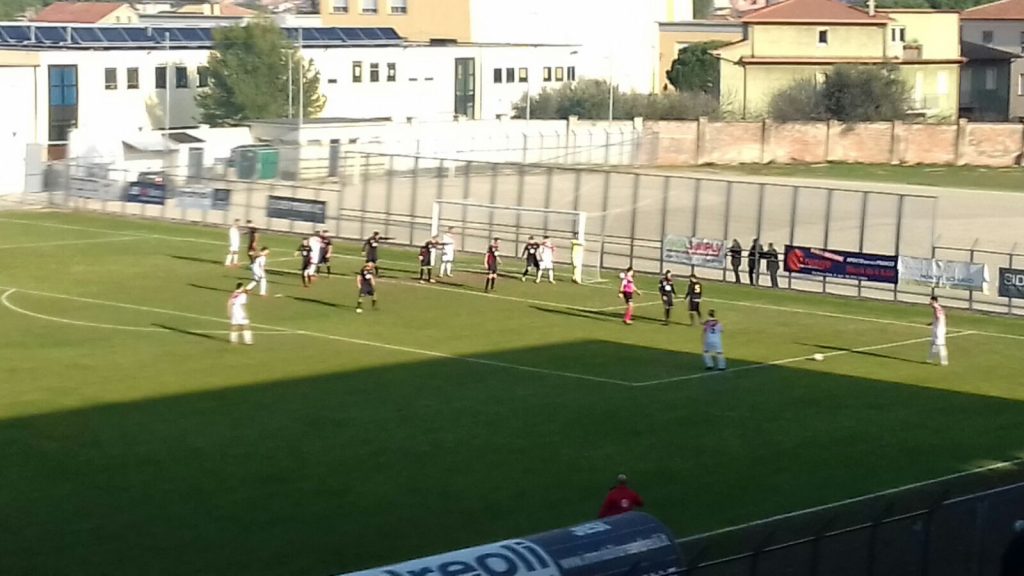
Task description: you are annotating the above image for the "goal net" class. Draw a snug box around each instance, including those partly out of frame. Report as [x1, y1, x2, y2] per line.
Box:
[430, 199, 601, 282]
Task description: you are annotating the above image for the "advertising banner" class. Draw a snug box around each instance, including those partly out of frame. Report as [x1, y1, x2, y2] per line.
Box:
[125, 182, 166, 205]
[176, 186, 231, 211]
[335, 512, 682, 576]
[663, 235, 727, 269]
[784, 245, 898, 284]
[267, 195, 325, 224]
[999, 267, 1024, 299]
[69, 176, 121, 201]
[898, 256, 989, 294]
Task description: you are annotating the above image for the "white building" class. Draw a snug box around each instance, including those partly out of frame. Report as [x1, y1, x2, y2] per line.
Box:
[0, 23, 579, 173]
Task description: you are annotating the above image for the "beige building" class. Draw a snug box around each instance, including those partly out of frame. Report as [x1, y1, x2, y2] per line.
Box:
[321, 0, 471, 41]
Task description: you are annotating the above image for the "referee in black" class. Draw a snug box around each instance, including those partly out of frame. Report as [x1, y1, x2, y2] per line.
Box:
[658, 270, 677, 326]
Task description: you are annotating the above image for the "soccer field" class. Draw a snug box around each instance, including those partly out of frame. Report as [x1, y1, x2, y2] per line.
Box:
[2, 210, 1024, 576]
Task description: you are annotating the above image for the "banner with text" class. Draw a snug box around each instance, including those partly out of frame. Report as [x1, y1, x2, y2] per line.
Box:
[785, 245, 899, 284]
[69, 176, 122, 201]
[125, 182, 166, 205]
[267, 195, 326, 224]
[662, 235, 727, 269]
[176, 187, 231, 211]
[999, 267, 1024, 299]
[898, 256, 990, 294]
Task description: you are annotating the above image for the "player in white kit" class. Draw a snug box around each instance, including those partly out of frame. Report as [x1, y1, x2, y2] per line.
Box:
[537, 236, 556, 283]
[702, 310, 726, 371]
[307, 233, 323, 282]
[225, 219, 241, 267]
[928, 296, 948, 366]
[228, 282, 253, 345]
[245, 247, 269, 296]
[439, 228, 456, 277]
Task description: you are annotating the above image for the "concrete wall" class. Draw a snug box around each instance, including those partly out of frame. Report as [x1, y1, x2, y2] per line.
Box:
[642, 118, 1024, 167]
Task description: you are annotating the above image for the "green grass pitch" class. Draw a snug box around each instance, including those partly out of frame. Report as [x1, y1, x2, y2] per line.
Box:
[1, 211, 1024, 576]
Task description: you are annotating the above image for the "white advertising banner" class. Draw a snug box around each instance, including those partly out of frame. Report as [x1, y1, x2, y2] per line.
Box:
[898, 256, 990, 294]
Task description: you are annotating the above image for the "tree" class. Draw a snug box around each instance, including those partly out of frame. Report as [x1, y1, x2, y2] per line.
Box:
[666, 41, 730, 95]
[768, 65, 909, 122]
[512, 79, 718, 121]
[195, 20, 325, 126]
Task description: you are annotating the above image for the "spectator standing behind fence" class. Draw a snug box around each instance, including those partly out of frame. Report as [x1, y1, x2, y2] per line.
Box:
[1002, 520, 1024, 576]
[764, 243, 780, 288]
[598, 474, 644, 518]
[747, 238, 762, 286]
[728, 239, 743, 283]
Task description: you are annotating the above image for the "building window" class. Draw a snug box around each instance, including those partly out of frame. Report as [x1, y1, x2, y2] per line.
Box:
[543, 67, 552, 81]
[362, 0, 378, 14]
[127, 67, 139, 89]
[986, 66, 997, 90]
[567, 66, 576, 81]
[1018, 72, 1024, 96]
[48, 65, 77, 143]
[816, 71, 828, 85]
[197, 66, 209, 88]
[937, 70, 948, 95]
[518, 67, 528, 82]
[387, 62, 396, 81]
[352, 61, 363, 82]
[817, 28, 829, 46]
[175, 66, 188, 88]
[370, 62, 380, 82]
[890, 26, 906, 43]
[332, 0, 348, 13]
[327, 78, 338, 84]
[155, 66, 167, 89]
[505, 67, 514, 83]
[555, 67, 564, 81]
[390, 0, 407, 14]
[493, 67, 502, 83]
[982, 30, 994, 45]
[104, 67, 117, 90]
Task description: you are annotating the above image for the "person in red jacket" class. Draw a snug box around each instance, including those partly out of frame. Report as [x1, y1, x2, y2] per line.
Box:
[599, 474, 645, 518]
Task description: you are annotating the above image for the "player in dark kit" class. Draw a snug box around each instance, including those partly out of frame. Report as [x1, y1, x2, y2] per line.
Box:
[659, 270, 677, 326]
[295, 238, 313, 287]
[356, 263, 377, 312]
[362, 230, 393, 276]
[246, 220, 259, 264]
[520, 236, 541, 282]
[684, 274, 704, 326]
[484, 238, 501, 292]
[418, 238, 438, 283]
[318, 229, 333, 277]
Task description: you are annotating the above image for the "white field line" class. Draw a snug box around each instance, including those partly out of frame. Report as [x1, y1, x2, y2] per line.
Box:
[0, 236, 138, 250]
[676, 453, 1024, 544]
[0, 284, 629, 386]
[632, 331, 978, 387]
[5, 216, 1024, 343]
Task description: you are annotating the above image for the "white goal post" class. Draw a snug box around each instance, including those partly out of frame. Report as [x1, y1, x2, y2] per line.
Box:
[430, 199, 600, 282]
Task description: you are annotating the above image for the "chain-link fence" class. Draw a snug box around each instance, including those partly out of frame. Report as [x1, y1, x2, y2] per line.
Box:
[23, 152, 1024, 315]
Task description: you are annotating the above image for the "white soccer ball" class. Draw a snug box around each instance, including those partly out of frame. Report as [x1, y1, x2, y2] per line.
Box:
[812, 353, 825, 362]
[619, 272, 626, 279]
[356, 308, 363, 314]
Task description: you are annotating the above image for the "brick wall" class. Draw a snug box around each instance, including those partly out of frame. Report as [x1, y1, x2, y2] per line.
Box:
[640, 119, 1024, 167]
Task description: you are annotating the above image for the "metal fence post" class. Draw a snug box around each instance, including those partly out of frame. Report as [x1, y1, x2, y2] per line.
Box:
[808, 516, 837, 576]
[722, 181, 732, 283]
[968, 239, 979, 311]
[690, 179, 702, 276]
[866, 502, 894, 576]
[543, 166, 554, 235]
[756, 183, 765, 287]
[488, 162, 499, 242]
[515, 163, 527, 247]
[788, 186, 798, 290]
[462, 160, 474, 238]
[1010, 248, 1017, 315]
[822, 188, 833, 294]
[572, 169, 582, 213]
[894, 195, 905, 302]
[408, 156, 420, 246]
[857, 192, 869, 299]
[599, 171, 611, 274]
[628, 173, 640, 267]
[660, 176, 670, 274]
[385, 155, 395, 240]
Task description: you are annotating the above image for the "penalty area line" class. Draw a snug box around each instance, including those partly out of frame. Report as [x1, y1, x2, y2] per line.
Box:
[631, 331, 977, 387]
[0, 285, 629, 386]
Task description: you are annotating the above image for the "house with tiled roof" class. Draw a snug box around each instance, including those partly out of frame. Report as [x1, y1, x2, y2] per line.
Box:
[962, 0, 1024, 119]
[713, 0, 963, 119]
[33, 2, 138, 24]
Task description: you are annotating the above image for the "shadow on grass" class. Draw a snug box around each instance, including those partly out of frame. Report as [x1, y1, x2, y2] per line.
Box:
[152, 323, 224, 342]
[168, 254, 223, 266]
[289, 295, 340, 308]
[800, 342, 931, 365]
[3, 340, 1024, 576]
[530, 305, 663, 325]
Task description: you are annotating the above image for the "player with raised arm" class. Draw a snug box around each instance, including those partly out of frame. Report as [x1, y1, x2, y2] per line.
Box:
[362, 231, 393, 277]
[225, 219, 241, 267]
[439, 228, 457, 277]
[659, 270, 677, 326]
[228, 282, 253, 345]
[521, 236, 541, 282]
[619, 267, 640, 325]
[318, 229, 333, 278]
[684, 274, 704, 326]
[418, 238, 438, 284]
[246, 220, 259, 264]
[928, 296, 949, 366]
[245, 247, 269, 296]
[296, 238, 313, 288]
[702, 310, 726, 371]
[356, 262, 377, 313]
[484, 238, 501, 292]
[537, 236, 556, 284]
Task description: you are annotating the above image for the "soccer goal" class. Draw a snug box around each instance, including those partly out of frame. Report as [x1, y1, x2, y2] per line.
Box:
[430, 199, 601, 282]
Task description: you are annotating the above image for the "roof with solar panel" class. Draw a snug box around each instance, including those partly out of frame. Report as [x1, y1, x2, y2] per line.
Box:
[0, 24, 404, 49]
